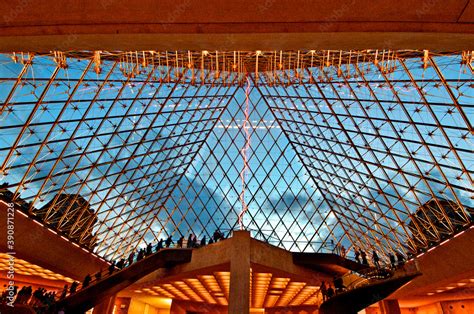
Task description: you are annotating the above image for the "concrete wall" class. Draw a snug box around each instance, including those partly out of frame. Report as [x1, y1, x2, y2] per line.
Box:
[368, 299, 474, 314]
[440, 299, 474, 314]
[115, 295, 172, 314]
[414, 303, 443, 314]
[170, 300, 227, 314]
[115, 297, 132, 314]
[127, 298, 169, 314]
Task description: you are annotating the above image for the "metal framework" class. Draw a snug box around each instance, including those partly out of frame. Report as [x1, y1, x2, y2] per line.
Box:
[0, 50, 472, 261]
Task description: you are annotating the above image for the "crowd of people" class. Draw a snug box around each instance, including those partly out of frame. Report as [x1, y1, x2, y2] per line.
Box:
[329, 240, 406, 270]
[0, 285, 57, 310]
[352, 248, 406, 269]
[61, 229, 227, 298]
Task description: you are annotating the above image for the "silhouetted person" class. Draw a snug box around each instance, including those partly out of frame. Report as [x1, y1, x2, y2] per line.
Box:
[354, 248, 361, 263]
[165, 235, 173, 248]
[60, 284, 68, 299]
[117, 258, 126, 269]
[5, 285, 18, 301]
[326, 285, 335, 298]
[122, 258, 127, 268]
[361, 250, 369, 265]
[69, 282, 79, 294]
[26, 286, 33, 303]
[28, 288, 42, 307]
[213, 230, 220, 242]
[95, 270, 102, 281]
[128, 251, 135, 266]
[191, 234, 197, 248]
[333, 276, 345, 293]
[340, 245, 346, 257]
[200, 236, 207, 246]
[14, 286, 25, 304]
[320, 281, 327, 301]
[177, 236, 184, 248]
[16, 286, 32, 304]
[146, 243, 153, 256]
[396, 252, 405, 266]
[208, 237, 214, 245]
[137, 249, 144, 261]
[187, 234, 193, 248]
[82, 274, 91, 288]
[388, 253, 396, 269]
[217, 229, 226, 241]
[372, 250, 380, 268]
[156, 238, 164, 251]
[108, 261, 116, 275]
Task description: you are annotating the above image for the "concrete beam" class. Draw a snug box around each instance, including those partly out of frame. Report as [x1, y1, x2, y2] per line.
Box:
[393, 227, 474, 299]
[229, 230, 251, 314]
[0, 201, 108, 280]
[0, 0, 473, 51]
[133, 234, 331, 289]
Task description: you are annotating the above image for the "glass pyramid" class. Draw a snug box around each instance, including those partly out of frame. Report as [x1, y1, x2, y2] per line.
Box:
[0, 51, 472, 261]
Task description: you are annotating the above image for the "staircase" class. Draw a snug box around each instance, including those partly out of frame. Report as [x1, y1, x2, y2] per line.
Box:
[319, 266, 421, 314]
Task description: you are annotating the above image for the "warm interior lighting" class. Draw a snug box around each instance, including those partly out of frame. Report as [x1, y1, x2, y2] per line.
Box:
[0, 253, 74, 283]
[134, 271, 323, 308]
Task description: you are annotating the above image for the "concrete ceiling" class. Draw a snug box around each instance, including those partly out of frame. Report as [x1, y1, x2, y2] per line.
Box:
[392, 227, 474, 307]
[0, 0, 473, 51]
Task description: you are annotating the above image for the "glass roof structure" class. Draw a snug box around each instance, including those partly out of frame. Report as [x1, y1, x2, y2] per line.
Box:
[0, 50, 472, 261]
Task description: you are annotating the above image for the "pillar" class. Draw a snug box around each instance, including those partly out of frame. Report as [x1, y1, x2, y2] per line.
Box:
[92, 295, 116, 314]
[228, 230, 251, 314]
[378, 299, 401, 314]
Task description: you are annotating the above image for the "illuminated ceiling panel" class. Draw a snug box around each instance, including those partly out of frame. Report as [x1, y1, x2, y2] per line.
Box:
[0, 253, 74, 283]
[133, 271, 322, 308]
[0, 50, 472, 261]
